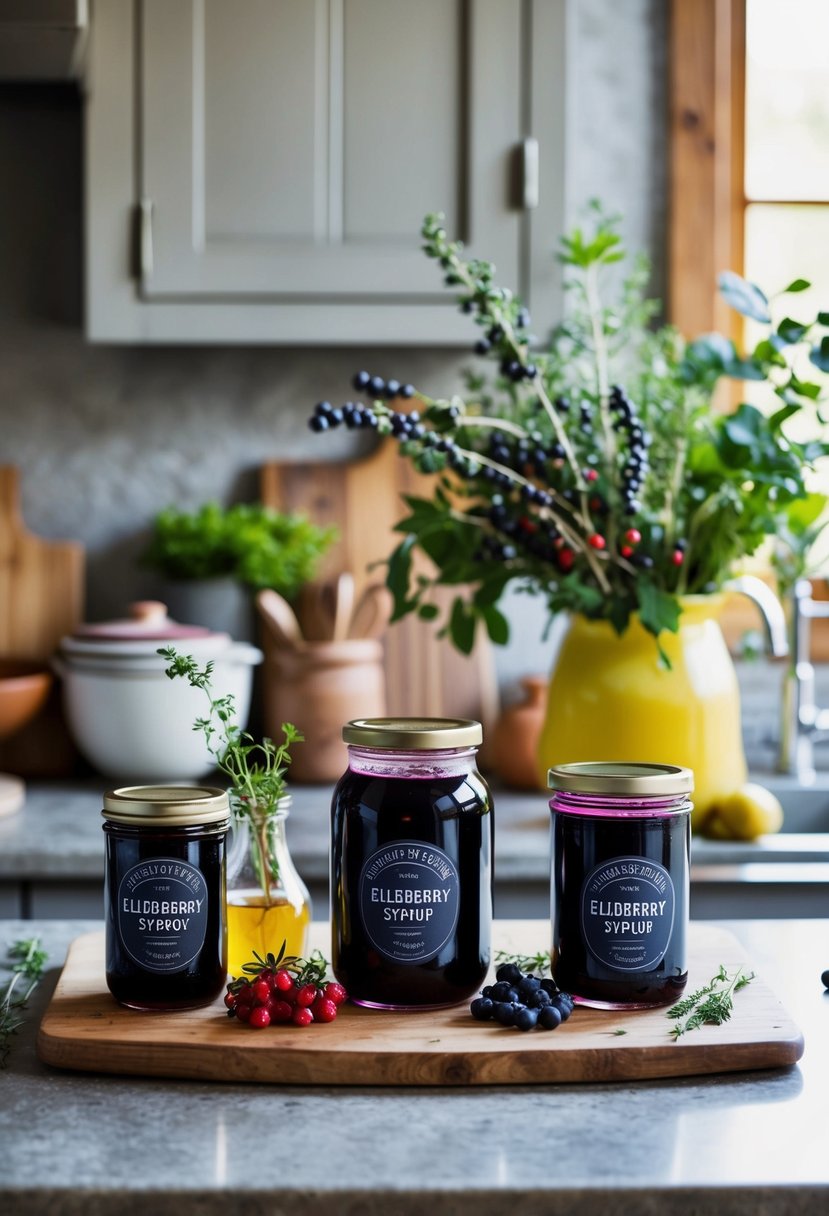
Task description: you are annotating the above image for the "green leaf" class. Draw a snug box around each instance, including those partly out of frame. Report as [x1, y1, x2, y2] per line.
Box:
[787, 375, 822, 401]
[723, 357, 766, 381]
[785, 493, 828, 535]
[809, 335, 829, 373]
[818, 312, 829, 326]
[386, 535, 416, 621]
[723, 403, 762, 449]
[636, 582, 681, 639]
[718, 271, 771, 323]
[776, 317, 809, 345]
[449, 597, 476, 655]
[769, 402, 800, 430]
[482, 604, 510, 645]
[417, 603, 440, 621]
[783, 278, 811, 293]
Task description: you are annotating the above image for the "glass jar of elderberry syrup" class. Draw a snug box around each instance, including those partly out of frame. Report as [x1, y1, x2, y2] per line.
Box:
[331, 718, 493, 1010]
[102, 786, 230, 1011]
[548, 762, 693, 1010]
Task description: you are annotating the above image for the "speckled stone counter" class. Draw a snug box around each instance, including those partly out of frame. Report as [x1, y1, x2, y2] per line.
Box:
[0, 918, 827, 1215]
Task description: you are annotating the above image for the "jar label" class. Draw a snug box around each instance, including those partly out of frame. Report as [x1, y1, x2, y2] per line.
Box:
[580, 856, 675, 973]
[359, 840, 460, 965]
[117, 857, 210, 974]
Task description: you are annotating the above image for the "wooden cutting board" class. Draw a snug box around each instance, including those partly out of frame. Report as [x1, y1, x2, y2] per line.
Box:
[36, 921, 803, 1086]
[0, 466, 84, 657]
[0, 466, 85, 776]
[260, 446, 500, 735]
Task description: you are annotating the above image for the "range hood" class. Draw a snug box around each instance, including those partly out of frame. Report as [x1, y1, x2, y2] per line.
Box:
[0, 0, 88, 81]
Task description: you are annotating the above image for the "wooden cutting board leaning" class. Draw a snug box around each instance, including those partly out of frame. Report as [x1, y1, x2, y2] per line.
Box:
[260, 444, 500, 741]
[37, 921, 803, 1086]
[0, 466, 85, 776]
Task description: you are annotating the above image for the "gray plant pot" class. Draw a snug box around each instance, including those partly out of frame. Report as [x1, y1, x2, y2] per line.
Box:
[160, 577, 255, 643]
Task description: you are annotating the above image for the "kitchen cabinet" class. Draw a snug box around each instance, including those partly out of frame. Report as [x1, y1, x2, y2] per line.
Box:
[86, 0, 568, 343]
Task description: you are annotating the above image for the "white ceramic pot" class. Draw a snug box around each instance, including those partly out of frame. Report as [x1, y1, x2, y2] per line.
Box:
[55, 602, 263, 782]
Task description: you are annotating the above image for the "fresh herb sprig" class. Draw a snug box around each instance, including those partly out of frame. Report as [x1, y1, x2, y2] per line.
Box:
[160, 647, 302, 905]
[667, 964, 755, 1039]
[228, 943, 329, 996]
[494, 948, 552, 975]
[1, 937, 48, 1067]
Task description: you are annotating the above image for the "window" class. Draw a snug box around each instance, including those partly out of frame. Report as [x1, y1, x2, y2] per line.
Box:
[669, 0, 829, 652]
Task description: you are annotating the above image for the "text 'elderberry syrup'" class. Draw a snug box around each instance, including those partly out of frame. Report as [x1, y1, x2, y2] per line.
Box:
[102, 785, 229, 1011]
[548, 762, 692, 1010]
[331, 718, 493, 1010]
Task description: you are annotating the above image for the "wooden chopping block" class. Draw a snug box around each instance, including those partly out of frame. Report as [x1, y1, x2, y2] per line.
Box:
[0, 466, 85, 775]
[260, 445, 500, 741]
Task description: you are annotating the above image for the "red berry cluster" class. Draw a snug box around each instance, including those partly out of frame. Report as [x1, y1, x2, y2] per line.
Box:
[224, 948, 348, 1030]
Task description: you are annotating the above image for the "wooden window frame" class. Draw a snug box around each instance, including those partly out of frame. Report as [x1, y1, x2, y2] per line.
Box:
[668, 0, 829, 658]
[668, 0, 746, 342]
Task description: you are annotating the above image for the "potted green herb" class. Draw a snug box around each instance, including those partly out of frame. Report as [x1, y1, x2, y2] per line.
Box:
[306, 207, 829, 836]
[142, 502, 337, 640]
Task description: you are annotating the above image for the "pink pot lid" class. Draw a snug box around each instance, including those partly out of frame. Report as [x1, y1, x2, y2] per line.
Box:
[71, 601, 220, 642]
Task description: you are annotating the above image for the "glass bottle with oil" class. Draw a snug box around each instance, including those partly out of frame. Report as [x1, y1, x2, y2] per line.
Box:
[225, 795, 311, 979]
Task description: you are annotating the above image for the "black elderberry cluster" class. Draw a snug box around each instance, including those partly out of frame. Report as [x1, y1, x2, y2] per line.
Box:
[610, 384, 651, 518]
[470, 961, 575, 1032]
[351, 369, 416, 401]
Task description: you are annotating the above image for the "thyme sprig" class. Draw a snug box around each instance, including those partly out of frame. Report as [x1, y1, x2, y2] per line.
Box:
[494, 948, 552, 975]
[667, 964, 755, 1039]
[1, 937, 48, 1068]
[159, 647, 303, 906]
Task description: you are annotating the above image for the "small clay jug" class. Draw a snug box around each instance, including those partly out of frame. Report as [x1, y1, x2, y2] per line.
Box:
[262, 639, 386, 783]
[488, 675, 548, 790]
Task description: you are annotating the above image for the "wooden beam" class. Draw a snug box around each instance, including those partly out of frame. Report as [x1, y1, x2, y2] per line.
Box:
[668, 0, 745, 340]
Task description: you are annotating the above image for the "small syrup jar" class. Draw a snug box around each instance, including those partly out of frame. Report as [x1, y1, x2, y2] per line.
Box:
[331, 717, 494, 1010]
[102, 785, 230, 1010]
[548, 762, 693, 1009]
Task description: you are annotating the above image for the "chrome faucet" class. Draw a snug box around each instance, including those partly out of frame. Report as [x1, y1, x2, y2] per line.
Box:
[726, 575, 789, 660]
[778, 578, 829, 783]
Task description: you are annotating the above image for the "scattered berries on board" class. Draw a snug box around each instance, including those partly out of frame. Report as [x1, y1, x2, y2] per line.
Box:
[469, 959, 575, 1032]
[225, 946, 348, 1030]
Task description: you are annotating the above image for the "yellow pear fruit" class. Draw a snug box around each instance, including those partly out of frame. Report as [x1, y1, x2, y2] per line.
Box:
[703, 783, 784, 841]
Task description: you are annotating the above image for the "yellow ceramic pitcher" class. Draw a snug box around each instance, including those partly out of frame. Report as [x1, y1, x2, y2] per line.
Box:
[536, 597, 747, 830]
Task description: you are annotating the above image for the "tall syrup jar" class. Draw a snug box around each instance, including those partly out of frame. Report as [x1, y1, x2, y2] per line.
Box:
[331, 718, 493, 1010]
[102, 785, 230, 1010]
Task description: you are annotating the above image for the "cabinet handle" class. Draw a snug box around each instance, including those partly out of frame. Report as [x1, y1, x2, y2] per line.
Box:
[138, 197, 154, 280]
[521, 138, 540, 210]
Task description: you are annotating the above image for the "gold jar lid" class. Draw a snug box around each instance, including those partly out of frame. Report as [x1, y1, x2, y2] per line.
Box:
[342, 717, 483, 749]
[547, 762, 694, 796]
[102, 785, 231, 827]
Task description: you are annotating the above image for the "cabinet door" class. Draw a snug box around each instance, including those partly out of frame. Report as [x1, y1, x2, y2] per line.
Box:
[86, 0, 566, 343]
[140, 0, 523, 301]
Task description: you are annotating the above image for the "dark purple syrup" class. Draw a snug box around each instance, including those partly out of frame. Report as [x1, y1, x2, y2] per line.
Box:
[331, 767, 493, 1009]
[551, 804, 690, 1008]
[103, 822, 227, 1011]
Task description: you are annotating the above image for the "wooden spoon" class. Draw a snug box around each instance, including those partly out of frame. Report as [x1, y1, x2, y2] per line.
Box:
[330, 572, 356, 643]
[297, 582, 334, 642]
[348, 583, 394, 639]
[256, 589, 305, 650]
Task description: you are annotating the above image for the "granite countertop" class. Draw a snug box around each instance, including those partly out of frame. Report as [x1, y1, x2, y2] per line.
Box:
[3, 781, 829, 889]
[0, 917, 827, 1214]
